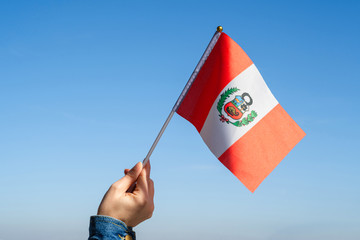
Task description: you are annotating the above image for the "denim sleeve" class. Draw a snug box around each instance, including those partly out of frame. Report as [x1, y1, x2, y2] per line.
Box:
[88, 215, 136, 240]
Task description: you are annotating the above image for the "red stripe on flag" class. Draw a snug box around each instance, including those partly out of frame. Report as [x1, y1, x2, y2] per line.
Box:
[177, 33, 253, 132]
[218, 104, 306, 192]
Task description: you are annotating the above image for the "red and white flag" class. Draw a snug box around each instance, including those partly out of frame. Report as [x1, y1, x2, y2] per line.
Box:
[176, 33, 305, 192]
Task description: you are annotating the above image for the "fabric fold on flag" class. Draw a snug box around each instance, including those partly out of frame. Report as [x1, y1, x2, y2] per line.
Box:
[176, 33, 305, 192]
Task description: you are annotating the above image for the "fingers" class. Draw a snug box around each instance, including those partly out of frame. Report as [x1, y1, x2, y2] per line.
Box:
[144, 160, 151, 179]
[148, 178, 155, 199]
[144, 161, 154, 197]
[124, 161, 149, 177]
[115, 161, 153, 197]
[136, 169, 148, 194]
[136, 160, 153, 196]
[114, 162, 142, 193]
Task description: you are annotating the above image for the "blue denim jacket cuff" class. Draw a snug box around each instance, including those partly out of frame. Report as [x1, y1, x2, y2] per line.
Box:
[89, 215, 136, 240]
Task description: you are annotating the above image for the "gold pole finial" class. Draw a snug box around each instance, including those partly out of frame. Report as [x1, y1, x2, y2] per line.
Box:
[217, 26, 223, 32]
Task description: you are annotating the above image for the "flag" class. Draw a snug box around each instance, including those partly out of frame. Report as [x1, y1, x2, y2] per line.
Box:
[176, 32, 305, 192]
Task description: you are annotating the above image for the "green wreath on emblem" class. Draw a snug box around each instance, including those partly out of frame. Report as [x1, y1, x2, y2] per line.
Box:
[217, 87, 258, 127]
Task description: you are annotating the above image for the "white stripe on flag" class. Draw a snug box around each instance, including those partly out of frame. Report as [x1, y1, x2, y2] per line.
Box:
[199, 64, 279, 158]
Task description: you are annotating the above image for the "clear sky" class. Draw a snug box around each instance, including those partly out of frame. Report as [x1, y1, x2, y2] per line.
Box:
[1, 1, 359, 239]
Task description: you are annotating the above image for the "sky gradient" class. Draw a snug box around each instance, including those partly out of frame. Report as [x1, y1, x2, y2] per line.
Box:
[1, 1, 359, 239]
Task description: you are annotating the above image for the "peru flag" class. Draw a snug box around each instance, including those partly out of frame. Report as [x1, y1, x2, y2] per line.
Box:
[176, 33, 305, 192]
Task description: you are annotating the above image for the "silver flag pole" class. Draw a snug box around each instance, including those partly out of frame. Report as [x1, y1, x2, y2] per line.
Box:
[142, 26, 223, 166]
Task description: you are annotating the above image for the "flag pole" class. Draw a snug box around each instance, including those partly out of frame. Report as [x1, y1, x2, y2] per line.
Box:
[142, 26, 223, 166]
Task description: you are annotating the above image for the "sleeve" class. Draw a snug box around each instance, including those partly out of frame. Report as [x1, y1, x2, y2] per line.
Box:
[88, 215, 136, 240]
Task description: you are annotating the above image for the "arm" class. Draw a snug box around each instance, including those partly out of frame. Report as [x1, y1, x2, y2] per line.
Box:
[89, 161, 155, 240]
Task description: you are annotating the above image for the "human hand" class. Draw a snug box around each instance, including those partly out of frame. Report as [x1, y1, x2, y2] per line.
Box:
[97, 161, 155, 227]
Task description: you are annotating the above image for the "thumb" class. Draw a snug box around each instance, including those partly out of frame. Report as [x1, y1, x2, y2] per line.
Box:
[115, 162, 142, 192]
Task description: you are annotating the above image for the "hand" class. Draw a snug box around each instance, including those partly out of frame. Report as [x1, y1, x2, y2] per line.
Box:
[97, 161, 155, 227]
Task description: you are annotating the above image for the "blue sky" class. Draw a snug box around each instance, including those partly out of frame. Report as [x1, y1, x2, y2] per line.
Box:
[0, 1, 359, 239]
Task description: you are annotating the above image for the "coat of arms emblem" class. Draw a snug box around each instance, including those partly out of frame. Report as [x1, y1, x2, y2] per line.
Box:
[217, 88, 258, 127]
